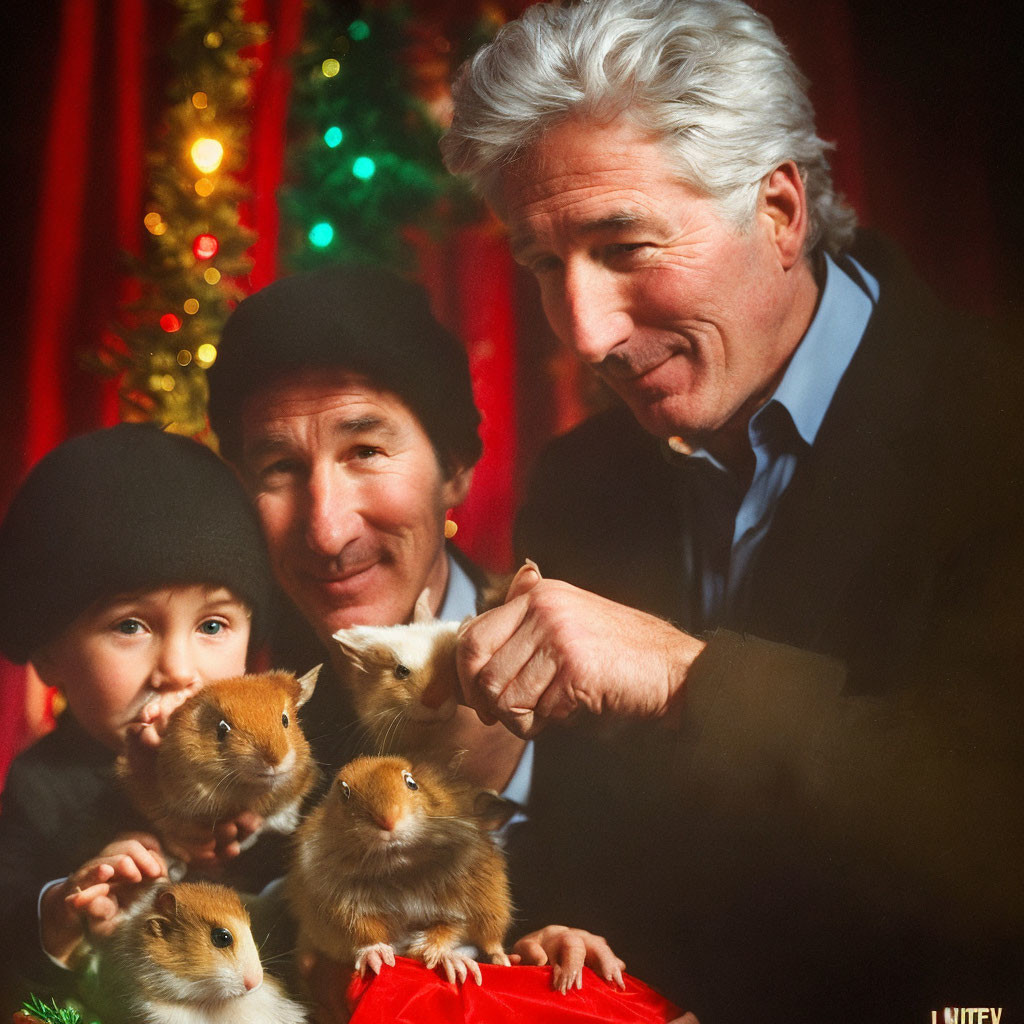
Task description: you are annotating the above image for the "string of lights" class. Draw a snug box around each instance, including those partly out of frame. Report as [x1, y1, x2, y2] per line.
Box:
[95, 0, 265, 439]
[278, 0, 466, 274]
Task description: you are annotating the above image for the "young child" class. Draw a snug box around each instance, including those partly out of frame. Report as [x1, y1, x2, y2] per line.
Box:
[0, 423, 274, 1004]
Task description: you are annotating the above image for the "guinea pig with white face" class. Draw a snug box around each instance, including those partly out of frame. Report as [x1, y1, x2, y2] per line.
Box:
[102, 880, 307, 1024]
[331, 619, 462, 761]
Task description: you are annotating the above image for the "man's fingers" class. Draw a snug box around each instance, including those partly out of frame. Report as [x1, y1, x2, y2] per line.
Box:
[456, 595, 534, 715]
[587, 943, 626, 989]
[555, 933, 587, 992]
[505, 560, 542, 602]
[512, 938, 549, 966]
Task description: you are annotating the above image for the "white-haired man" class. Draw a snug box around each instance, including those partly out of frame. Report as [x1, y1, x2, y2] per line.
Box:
[443, 1, 1024, 1019]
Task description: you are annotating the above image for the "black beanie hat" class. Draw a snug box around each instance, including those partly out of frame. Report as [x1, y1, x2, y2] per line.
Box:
[0, 423, 274, 665]
[207, 266, 483, 474]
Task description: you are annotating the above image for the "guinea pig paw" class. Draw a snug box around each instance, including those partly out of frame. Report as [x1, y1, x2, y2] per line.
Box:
[431, 951, 482, 986]
[488, 950, 512, 967]
[354, 942, 396, 976]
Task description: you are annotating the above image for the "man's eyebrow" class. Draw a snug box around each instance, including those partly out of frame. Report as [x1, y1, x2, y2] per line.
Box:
[510, 211, 652, 258]
[332, 415, 395, 439]
[243, 416, 395, 461]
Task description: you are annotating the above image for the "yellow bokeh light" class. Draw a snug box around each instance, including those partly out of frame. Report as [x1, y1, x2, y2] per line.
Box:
[161, 375, 176, 392]
[195, 344, 218, 368]
[152, 223, 167, 236]
[204, 267, 221, 285]
[143, 211, 162, 228]
[322, 58, 341, 78]
[194, 177, 214, 197]
[204, 31, 223, 48]
[190, 137, 224, 174]
[183, 298, 200, 315]
[191, 91, 208, 109]
[177, 349, 193, 366]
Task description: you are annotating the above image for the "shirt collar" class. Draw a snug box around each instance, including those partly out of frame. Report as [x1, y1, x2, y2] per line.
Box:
[760, 252, 877, 448]
[438, 550, 478, 620]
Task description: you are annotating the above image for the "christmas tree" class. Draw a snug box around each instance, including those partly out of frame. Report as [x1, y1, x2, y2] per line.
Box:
[93, 0, 265, 437]
[279, 0, 482, 274]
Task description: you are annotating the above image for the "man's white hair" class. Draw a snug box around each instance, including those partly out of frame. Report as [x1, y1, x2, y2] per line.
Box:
[442, 0, 856, 257]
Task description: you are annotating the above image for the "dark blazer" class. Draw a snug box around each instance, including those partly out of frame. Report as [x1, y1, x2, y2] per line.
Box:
[510, 233, 1024, 1022]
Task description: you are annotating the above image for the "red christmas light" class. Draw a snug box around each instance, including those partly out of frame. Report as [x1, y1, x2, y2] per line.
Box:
[192, 233, 219, 260]
[160, 313, 182, 333]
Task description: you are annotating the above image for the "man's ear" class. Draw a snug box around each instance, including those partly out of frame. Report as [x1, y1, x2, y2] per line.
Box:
[759, 161, 808, 269]
[441, 463, 474, 509]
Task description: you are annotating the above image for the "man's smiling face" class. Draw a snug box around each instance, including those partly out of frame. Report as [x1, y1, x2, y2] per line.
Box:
[241, 368, 471, 640]
[500, 114, 812, 448]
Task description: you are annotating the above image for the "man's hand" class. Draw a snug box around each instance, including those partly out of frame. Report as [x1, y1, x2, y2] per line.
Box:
[511, 925, 625, 992]
[456, 564, 704, 738]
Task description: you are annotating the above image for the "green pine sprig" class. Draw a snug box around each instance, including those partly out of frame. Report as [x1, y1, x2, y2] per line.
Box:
[20, 995, 83, 1024]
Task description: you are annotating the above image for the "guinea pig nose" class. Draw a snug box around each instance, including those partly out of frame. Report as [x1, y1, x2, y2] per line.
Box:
[244, 966, 263, 991]
[374, 812, 399, 832]
[418, 674, 453, 710]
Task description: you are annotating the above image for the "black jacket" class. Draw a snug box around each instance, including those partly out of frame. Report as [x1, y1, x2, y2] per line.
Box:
[510, 233, 1024, 1021]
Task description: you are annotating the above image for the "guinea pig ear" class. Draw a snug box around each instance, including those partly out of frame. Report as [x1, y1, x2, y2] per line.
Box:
[412, 587, 434, 624]
[295, 664, 321, 708]
[473, 789, 519, 832]
[147, 888, 178, 937]
[331, 631, 373, 674]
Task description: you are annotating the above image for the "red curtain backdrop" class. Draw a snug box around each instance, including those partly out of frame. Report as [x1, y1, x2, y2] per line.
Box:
[0, 0, 1020, 783]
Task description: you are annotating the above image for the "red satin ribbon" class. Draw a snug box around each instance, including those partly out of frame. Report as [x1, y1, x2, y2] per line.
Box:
[346, 957, 682, 1023]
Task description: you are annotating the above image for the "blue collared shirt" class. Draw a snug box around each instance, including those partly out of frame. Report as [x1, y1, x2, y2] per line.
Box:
[439, 553, 534, 816]
[676, 253, 878, 628]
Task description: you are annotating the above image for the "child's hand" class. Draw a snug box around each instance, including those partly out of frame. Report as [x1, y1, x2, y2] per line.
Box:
[511, 925, 626, 992]
[162, 811, 264, 871]
[126, 683, 204, 749]
[41, 834, 167, 963]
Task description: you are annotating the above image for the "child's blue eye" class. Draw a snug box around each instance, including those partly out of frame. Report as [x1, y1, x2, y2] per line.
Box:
[115, 619, 144, 635]
[199, 620, 223, 635]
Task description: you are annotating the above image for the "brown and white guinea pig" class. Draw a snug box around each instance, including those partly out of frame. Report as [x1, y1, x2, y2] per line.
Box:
[287, 755, 512, 986]
[330, 619, 463, 761]
[102, 880, 307, 1024]
[329, 562, 542, 763]
[117, 669, 319, 852]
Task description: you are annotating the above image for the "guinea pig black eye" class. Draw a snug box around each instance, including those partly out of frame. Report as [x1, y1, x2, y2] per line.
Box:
[394, 664, 411, 680]
[401, 770, 418, 791]
[281, 711, 289, 728]
[338, 780, 351, 801]
[210, 927, 233, 948]
[216, 719, 231, 741]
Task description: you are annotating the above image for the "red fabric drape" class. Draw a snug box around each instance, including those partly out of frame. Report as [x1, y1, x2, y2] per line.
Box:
[344, 958, 682, 1024]
[23, 0, 99, 470]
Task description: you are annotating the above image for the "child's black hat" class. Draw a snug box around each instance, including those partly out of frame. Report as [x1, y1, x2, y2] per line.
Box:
[0, 423, 273, 664]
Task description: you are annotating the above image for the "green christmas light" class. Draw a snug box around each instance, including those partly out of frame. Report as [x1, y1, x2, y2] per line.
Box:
[324, 126, 343, 148]
[352, 156, 376, 180]
[308, 221, 335, 247]
[348, 19, 370, 41]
